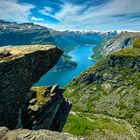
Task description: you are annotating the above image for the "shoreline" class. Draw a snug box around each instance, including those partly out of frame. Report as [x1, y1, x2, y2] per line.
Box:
[51, 45, 97, 72]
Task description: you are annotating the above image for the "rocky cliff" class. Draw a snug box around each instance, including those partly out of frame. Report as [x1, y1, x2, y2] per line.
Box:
[0, 45, 64, 129]
[64, 38, 140, 139]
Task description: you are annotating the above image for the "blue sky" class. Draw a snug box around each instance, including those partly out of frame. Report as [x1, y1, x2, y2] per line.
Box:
[0, 0, 140, 31]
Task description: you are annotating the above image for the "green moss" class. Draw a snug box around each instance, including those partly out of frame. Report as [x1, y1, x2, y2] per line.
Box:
[135, 81, 140, 90]
[116, 101, 127, 110]
[63, 114, 90, 136]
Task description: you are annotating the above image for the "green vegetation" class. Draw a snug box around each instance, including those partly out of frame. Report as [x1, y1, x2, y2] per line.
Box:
[63, 42, 140, 139]
[63, 54, 77, 67]
[113, 37, 140, 57]
[63, 112, 138, 139]
[113, 47, 140, 56]
[133, 37, 140, 48]
[90, 45, 103, 60]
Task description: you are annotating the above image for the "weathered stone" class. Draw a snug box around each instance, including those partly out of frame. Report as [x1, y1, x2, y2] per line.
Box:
[101, 83, 112, 93]
[103, 73, 113, 80]
[29, 99, 37, 105]
[0, 127, 8, 139]
[0, 45, 62, 129]
[28, 105, 39, 112]
[0, 127, 85, 140]
[50, 84, 59, 93]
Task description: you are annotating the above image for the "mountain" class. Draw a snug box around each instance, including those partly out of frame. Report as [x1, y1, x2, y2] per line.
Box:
[64, 37, 140, 139]
[0, 20, 117, 50]
[0, 20, 55, 46]
[50, 30, 118, 53]
[91, 31, 140, 60]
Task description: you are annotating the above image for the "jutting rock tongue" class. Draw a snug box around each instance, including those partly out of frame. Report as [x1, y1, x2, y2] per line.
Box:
[0, 45, 63, 129]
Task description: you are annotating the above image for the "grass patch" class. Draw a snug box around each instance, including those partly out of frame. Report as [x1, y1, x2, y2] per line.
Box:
[63, 112, 137, 139]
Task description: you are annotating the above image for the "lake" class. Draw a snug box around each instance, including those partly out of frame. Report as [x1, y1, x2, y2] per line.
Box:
[34, 45, 96, 87]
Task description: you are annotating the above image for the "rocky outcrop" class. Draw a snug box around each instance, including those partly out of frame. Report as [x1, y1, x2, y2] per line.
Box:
[0, 127, 85, 140]
[0, 45, 62, 129]
[21, 85, 71, 131]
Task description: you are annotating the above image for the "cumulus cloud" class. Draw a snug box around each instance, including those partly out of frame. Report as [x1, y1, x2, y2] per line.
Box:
[31, 16, 44, 21]
[0, 0, 34, 23]
[40, 0, 140, 30]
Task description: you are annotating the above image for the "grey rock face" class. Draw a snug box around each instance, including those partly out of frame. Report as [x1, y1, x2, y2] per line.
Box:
[0, 127, 85, 140]
[0, 45, 62, 129]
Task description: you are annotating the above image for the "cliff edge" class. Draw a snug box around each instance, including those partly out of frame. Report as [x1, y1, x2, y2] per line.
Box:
[0, 45, 62, 129]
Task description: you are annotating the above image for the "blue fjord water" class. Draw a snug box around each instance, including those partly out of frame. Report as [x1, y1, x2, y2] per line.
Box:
[34, 45, 96, 87]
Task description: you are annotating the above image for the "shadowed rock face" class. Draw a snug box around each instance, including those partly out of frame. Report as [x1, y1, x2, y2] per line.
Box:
[0, 45, 62, 129]
[21, 85, 71, 132]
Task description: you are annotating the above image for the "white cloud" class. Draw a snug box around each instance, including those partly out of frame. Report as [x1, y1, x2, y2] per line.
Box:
[40, 6, 53, 14]
[31, 16, 44, 21]
[39, 7, 54, 17]
[0, 0, 34, 23]
[40, 0, 140, 30]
